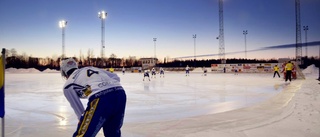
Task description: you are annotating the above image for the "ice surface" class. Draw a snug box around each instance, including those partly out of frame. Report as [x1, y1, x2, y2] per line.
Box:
[1, 66, 320, 137]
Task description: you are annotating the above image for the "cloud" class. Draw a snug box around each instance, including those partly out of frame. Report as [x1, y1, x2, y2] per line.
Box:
[262, 41, 320, 50]
[173, 41, 320, 59]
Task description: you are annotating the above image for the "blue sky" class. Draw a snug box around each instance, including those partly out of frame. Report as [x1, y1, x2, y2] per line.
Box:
[0, 0, 319, 61]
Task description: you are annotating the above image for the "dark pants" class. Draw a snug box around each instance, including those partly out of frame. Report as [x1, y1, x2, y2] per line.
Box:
[285, 70, 292, 82]
[273, 71, 280, 78]
[73, 87, 126, 137]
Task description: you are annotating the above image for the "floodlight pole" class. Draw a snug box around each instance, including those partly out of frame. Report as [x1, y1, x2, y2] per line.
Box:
[193, 34, 197, 67]
[59, 20, 67, 59]
[303, 26, 308, 58]
[98, 10, 107, 66]
[295, 0, 302, 65]
[243, 30, 248, 60]
[218, 0, 226, 64]
[153, 38, 157, 66]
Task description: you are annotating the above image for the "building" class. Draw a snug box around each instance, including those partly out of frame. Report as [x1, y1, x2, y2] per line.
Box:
[140, 58, 158, 70]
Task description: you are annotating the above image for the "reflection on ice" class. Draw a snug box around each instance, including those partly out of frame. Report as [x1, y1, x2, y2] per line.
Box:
[119, 72, 282, 123]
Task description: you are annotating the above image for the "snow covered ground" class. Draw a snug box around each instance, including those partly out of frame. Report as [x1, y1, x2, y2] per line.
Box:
[1, 65, 319, 137]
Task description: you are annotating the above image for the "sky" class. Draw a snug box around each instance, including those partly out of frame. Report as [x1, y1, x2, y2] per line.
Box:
[0, 0, 319, 61]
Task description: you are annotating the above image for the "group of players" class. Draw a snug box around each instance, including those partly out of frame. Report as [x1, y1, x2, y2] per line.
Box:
[60, 59, 192, 136]
[273, 61, 296, 82]
[141, 65, 208, 81]
[60, 58, 297, 137]
[59, 58, 298, 137]
[125, 62, 294, 82]
[142, 67, 165, 81]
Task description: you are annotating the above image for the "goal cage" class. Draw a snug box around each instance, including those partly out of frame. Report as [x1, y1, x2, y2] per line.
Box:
[295, 63, 306, 79]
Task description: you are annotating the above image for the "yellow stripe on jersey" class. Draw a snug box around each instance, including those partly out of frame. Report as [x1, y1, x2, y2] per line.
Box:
[76, 98, 100, 137]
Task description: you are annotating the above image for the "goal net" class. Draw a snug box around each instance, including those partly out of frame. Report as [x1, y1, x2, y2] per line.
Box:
[295, 63, 306, 79]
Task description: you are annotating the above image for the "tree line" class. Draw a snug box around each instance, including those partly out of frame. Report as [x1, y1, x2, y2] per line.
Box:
[3, 48, 318, 71]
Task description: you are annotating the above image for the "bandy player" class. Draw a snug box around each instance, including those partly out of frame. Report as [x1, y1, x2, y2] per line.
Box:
[60, 58, 126, 137]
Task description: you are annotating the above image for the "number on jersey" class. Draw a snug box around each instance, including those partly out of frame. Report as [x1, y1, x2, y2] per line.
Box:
[87, 69, 99, 77]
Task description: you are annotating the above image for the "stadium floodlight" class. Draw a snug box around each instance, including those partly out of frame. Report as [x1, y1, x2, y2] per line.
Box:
[98, 11, 107, 19]
[59, 20, 67, 59]
[59, 20, 67, 28]
[303, 26, 308, 57]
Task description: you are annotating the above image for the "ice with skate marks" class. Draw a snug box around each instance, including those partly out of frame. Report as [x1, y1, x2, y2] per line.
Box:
[143, 82, 150, 91]
[273, 82, 291, 90]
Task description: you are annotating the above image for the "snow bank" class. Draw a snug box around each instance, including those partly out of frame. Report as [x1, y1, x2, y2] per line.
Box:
[192, 67, 209, 72]
[5, 68, 41, 73]
[42, 68, 59, 73]
[302, 64, 319, 74]
[5, 68, 60, 73]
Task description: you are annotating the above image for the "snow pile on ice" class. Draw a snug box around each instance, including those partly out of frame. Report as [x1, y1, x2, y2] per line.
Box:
[302, 64, 318, 74]
[5, 68, 59, 73]
[42, 68, 59, 73]
[5, 67, 41, 73]
[192, 67, 209, 72]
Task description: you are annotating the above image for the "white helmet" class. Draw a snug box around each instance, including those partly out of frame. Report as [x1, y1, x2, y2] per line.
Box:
[60, 58, 78, 78]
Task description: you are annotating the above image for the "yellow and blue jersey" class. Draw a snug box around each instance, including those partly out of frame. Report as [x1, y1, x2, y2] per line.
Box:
[0, 56, 5, 118]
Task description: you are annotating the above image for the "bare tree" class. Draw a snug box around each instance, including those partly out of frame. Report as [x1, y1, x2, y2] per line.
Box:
[10, 48, 17, 57]
[109, 53, 117, 67]
[21, 52, 29, 63]
[87, 49, 94, 66]
[4, 49, 10, 58]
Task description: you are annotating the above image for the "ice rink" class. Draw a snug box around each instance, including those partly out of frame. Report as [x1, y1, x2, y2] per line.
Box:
[2, 68, 319, 137]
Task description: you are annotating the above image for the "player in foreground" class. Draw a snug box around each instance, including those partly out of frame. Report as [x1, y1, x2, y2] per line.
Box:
[60, 58, 127, 137]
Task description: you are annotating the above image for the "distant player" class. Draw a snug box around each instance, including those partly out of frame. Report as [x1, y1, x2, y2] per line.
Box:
[281, 61, 287, 79]
[285, 61, 294, 82]
[143, 70, 150, 81]
[292, 62, 297, 79]
[151, 68, 156, 78]
[160, 67, 165, 78]
[273, 65, 280, 78]
[203, 67, 207, 76]
[234, 66, 238, 75]
[109, 67, 114, 73]
[185, 65, 190, 76]
[122, 67, 125, 75]
[138, 67, 142, 74]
